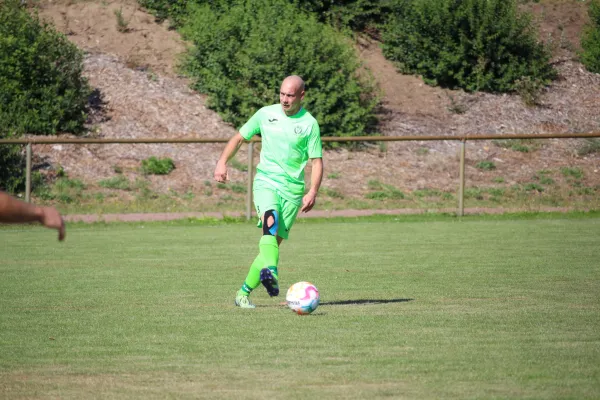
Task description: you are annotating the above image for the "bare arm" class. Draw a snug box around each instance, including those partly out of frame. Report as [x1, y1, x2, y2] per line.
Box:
[0, 191, 66, 241]
[214, 133, 246, 183]
[301, 157, 323, 213]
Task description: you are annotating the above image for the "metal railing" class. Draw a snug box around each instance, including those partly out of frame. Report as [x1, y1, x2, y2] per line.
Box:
[2, 132, 599, 218]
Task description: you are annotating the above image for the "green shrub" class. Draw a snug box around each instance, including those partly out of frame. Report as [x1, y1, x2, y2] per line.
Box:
[137, 0, 222, 27]
[514, 76, 544, 106]
[0, 0, 90, 192]
[141, 157, 175, 175]
[139, 0, 394, 34]
[0, 143, 25, 192]
[138, 0, 176, 22]
[180, 0, 378, 142]
[475, 160, 496, 171]
[581, 0, 600, 73]
[381, 0, 555, 92]
[0, 0, 90, 136]
[294, 0, 396, 35]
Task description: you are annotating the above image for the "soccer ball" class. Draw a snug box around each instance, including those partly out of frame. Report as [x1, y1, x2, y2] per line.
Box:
[286, 281, 320, 315]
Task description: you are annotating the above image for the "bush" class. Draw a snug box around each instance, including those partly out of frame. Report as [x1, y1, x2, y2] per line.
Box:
[138, 0, 230, 27]
[0, 0, 91, 193]
[381, 0, 555, 93]
[294, 0, 396, 36]
[475, 161, 496, 171]
[142, 157, 175, 175]
[180, 0, 378, 142]
[581, 0, 600, 73]
[0, 0, 90, 136]
[139, 0, 394, 35]
[0, 143, 25, 192]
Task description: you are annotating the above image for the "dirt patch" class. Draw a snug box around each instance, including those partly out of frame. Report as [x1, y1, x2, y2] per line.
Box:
[37, 0, 186, 77]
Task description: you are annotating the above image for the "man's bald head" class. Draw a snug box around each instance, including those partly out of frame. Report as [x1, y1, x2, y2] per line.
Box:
[280, 75, 305, 116]
[282, 75, 305, 92]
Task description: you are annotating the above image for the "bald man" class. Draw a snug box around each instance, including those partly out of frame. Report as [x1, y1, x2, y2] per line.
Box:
[214, 75, 323, 308]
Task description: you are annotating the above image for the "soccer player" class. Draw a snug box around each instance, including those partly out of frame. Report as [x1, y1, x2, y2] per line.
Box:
[214, 75, 323, 308]
[0, 190, 66, 241]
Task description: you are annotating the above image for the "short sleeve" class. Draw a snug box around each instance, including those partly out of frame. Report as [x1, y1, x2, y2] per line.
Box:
[239, 109, 262, 140]
[307, 121, 322, 159]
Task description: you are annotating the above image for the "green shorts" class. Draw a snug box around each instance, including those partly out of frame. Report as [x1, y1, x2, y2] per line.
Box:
[253, 181, 300, 240]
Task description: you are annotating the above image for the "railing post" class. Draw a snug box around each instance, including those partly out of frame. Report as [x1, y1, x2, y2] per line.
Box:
[25, 143, 32, 203]
[246, 141, 254, 221]
[457, 139, 466, 217]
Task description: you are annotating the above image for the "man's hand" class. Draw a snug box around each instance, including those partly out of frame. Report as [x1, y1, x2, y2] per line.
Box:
[301, 190, 317, 213]
[39, 207, 66, 241]
[214, 162, 229, 183]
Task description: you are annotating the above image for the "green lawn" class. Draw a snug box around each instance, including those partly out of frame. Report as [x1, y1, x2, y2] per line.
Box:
[1, 215, 599, 399]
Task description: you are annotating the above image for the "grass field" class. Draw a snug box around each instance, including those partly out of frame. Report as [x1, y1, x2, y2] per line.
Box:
[1, 214, 599, 399]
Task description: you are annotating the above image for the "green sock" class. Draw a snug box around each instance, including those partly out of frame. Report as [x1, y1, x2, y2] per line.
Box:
[239, 236, 280, 296]
[239, 254, 263, 295]
[259, 235, 279, 279]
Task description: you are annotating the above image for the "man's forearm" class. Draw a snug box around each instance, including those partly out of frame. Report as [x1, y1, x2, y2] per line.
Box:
[0, 192, 43, 224]
[308, 158, 323, 194]
[217, 134, 245, 166]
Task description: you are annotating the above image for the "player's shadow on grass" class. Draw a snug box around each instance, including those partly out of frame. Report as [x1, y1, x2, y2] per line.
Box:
[320, 298, 413, 306]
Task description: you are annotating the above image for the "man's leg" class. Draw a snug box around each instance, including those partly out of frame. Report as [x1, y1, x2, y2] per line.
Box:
[239, 254, 262, 295]
[235, 185, 279, 307]
[259, 209, 280, 297]
[260, 197, 300, 296]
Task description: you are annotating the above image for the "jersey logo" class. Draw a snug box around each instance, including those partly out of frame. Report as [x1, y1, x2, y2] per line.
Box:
[268, 118, 278, 123]
[294, 126, 303, 135]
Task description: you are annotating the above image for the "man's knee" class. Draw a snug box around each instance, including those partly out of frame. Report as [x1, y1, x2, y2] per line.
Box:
[263, 209, 279, 236]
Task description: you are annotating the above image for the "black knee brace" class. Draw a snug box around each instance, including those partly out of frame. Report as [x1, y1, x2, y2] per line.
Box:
[262, 209, 279, 236]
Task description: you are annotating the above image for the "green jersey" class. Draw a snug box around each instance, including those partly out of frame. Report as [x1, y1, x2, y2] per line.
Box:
[239, 104, 322, 204]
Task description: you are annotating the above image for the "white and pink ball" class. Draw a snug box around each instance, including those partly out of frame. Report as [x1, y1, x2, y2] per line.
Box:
[286, 282, 320, 315]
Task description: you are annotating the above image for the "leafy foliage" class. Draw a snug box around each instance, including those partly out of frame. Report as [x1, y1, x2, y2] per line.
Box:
[293, 0, 397, 35]
[581, 0, 600, 73]
[0, 0, 90, 136]
[381, 0, 555, 93]
[0, 0, 91, 192]
[142, 157, 176, 175]
[180, 0, 378, 141]
[476, 161, 496, 171]
[0, 142, 25, 192]
[139, 0, 394, 34]
[138, 0, 230, 27]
